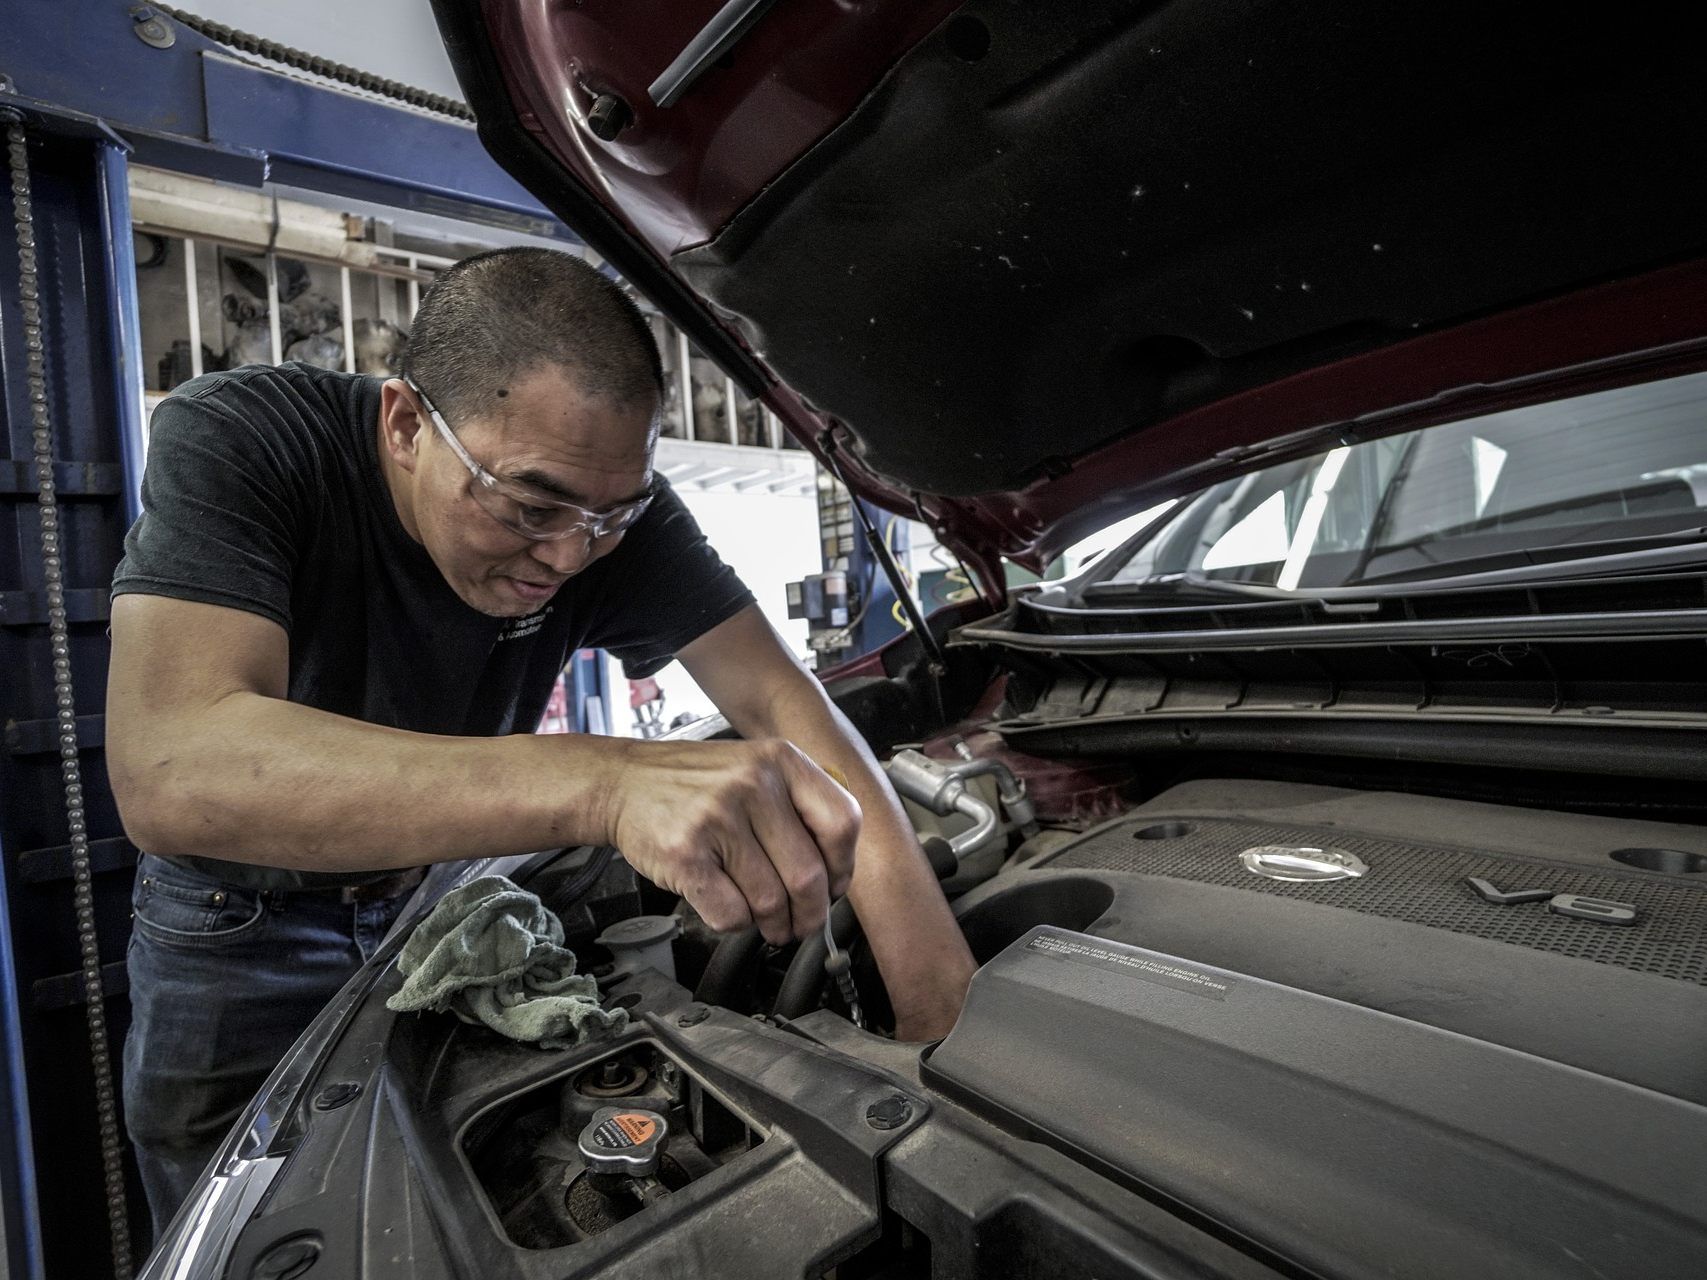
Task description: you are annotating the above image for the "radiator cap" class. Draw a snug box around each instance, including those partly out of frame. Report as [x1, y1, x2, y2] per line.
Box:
[578, 1107, 668, 1178]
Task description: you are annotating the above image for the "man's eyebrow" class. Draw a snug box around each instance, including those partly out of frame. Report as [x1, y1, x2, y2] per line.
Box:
[507, 469, 653, 508]
[509, 469, 585, 502]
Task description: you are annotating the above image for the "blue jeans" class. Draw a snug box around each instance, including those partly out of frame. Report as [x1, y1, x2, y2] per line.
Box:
[122, 855, 411, 1242]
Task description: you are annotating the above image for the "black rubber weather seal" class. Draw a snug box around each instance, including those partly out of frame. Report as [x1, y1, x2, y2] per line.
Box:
[956, 607, 1707, 654]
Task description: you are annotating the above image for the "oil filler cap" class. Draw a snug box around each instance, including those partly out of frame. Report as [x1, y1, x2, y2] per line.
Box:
[578, 1107, 667, 1178]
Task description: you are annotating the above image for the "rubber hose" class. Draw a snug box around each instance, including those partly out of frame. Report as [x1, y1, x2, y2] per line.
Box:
[557, 844, 617, 905]
[693, 927, 765, 1006]
[771, 838, 956, 1021]
[920, 835, 958, 881]
[772, 897, 860, 1020]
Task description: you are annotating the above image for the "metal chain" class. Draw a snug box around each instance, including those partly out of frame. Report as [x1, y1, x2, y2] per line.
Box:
[3, 114, 135, 1280]
[154, 6, 476, 122]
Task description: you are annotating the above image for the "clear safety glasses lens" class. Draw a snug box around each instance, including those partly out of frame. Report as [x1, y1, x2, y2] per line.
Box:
[471, 479, 654, 542]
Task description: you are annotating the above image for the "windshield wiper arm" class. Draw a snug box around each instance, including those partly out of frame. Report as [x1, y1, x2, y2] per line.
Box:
[1178, 571, 1314, 599]
[1086, 533, 1707, 603]
[1354, 527, 1707, 586]
[1087, 571, 1308, 601]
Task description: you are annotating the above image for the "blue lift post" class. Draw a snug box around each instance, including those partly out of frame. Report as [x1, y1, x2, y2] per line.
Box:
[0, 5, 596, 1275]
[0, 99, 150, 1280]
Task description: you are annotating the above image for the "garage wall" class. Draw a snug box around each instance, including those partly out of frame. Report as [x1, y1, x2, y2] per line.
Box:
[605, 488, 822, 736]
[176, 0, 466, 101]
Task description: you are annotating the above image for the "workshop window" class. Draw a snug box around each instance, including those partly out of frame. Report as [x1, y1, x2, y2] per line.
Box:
[134, 231, 432, 401]
[128, 168, 803, 467]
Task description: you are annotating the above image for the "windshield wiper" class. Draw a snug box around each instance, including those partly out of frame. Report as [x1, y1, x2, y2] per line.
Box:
[1354, 527, 1707, 587]
[1086, 571, 1307, 602]
[1177, 571, 1312, 599]
[1083, 533, 1707, 605]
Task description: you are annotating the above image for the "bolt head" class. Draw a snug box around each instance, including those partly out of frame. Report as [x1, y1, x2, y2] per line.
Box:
[586, 94, 632, 141]
[865, 1094, 913, 1131]
[312, 1081, 361, 1111]
[250, 1233, 322, 1280]
[132, 12, 176, 48]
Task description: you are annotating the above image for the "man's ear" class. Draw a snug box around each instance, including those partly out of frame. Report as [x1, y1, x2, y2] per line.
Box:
[378, 379, 426, 474]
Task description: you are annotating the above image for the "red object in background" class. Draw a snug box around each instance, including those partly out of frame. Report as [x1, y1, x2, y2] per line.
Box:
[537, 672, 572, 735]
[916, 701, 1138, 829]
[628, 676, 667, 737]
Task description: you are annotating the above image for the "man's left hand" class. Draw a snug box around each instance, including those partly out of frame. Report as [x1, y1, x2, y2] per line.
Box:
[681, 606, 978, 1039]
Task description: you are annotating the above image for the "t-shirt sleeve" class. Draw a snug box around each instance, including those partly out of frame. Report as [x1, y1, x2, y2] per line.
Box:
[584, 480, 756, 679]
[111, 376, 316, 630]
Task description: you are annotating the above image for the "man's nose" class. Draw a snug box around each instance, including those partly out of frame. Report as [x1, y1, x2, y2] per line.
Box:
[530, 530, 597, 578]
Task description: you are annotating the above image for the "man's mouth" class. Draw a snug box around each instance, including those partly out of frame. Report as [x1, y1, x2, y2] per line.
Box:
[502, 576, 562, 604]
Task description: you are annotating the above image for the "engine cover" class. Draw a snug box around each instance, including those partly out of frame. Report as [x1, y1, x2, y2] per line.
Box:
[1047, 801, 1706, 984]
[948, 780, 1707, 1107]
[926, 923, 1707, 1280]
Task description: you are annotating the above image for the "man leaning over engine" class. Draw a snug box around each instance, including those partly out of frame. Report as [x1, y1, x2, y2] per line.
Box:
[106, 247, 975, 1234]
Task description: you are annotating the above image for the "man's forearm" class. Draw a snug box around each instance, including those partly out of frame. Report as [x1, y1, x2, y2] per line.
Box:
[679, 606, 978, 1037]
[109, 598, 860, 921]
[119, 690, 625, 870]
[736, 682, 977, 1034]
[840, 780, 978, 1034]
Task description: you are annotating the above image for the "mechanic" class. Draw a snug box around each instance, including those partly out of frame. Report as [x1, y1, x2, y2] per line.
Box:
[105, 247, 976, 1233]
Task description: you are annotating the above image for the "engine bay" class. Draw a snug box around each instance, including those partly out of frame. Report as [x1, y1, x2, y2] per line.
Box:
[221, 750, 1707, 1280]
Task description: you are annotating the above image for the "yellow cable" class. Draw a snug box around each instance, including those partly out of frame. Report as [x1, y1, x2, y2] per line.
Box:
[882, 517, 914, 629]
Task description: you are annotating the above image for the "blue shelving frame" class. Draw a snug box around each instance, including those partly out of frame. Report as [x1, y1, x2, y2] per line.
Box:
[0, 6, 594, 1275]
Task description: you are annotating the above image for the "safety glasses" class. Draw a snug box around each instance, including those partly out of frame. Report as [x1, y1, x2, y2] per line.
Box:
[405, 378, 656, 542]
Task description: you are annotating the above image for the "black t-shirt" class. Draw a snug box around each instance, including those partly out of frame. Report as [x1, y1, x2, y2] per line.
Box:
[112, 363, 753, 889]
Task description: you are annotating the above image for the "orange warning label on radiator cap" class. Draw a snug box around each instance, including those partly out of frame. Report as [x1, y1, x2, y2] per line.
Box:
[613, 1113, 658, 1145]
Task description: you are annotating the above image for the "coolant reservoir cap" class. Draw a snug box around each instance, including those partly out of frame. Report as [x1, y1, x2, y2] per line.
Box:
[578, 1106, 668, 1177]
[595, 915, 681, 948]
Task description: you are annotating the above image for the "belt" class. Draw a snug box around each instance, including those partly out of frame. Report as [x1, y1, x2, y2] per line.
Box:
[328, 866, 427, 905]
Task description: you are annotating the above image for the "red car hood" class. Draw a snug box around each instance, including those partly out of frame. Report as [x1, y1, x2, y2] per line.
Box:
[433, 1, 1707, 599]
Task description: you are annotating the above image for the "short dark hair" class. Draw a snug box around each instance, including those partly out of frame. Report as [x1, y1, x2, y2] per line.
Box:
[401, 247, 663, 422]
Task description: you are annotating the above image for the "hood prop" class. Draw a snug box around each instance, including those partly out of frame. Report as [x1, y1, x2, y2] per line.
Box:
[821, 435, 950, 679]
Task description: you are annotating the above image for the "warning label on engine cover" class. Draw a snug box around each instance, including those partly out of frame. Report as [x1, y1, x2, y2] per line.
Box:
[1026, 931, 1234, 1001]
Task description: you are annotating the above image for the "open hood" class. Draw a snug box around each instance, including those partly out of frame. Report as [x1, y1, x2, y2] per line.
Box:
[432, 1, 1707, 592]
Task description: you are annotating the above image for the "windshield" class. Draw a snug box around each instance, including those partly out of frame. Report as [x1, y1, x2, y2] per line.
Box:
[1105, 371, 1707, 591]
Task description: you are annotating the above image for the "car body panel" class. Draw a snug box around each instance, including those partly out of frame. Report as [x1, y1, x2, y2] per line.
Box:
[442, 1, 1707, 580]
[482, 0, 963, 256]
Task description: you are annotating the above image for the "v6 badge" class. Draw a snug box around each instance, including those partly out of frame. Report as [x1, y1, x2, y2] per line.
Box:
[1465, 876, 1638, 926]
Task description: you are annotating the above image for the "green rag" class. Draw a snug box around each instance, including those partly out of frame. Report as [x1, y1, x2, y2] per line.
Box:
[386, 874, 627, 1048]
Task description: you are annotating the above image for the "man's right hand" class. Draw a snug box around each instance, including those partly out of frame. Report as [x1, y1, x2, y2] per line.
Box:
[603, 738, 861, 945]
